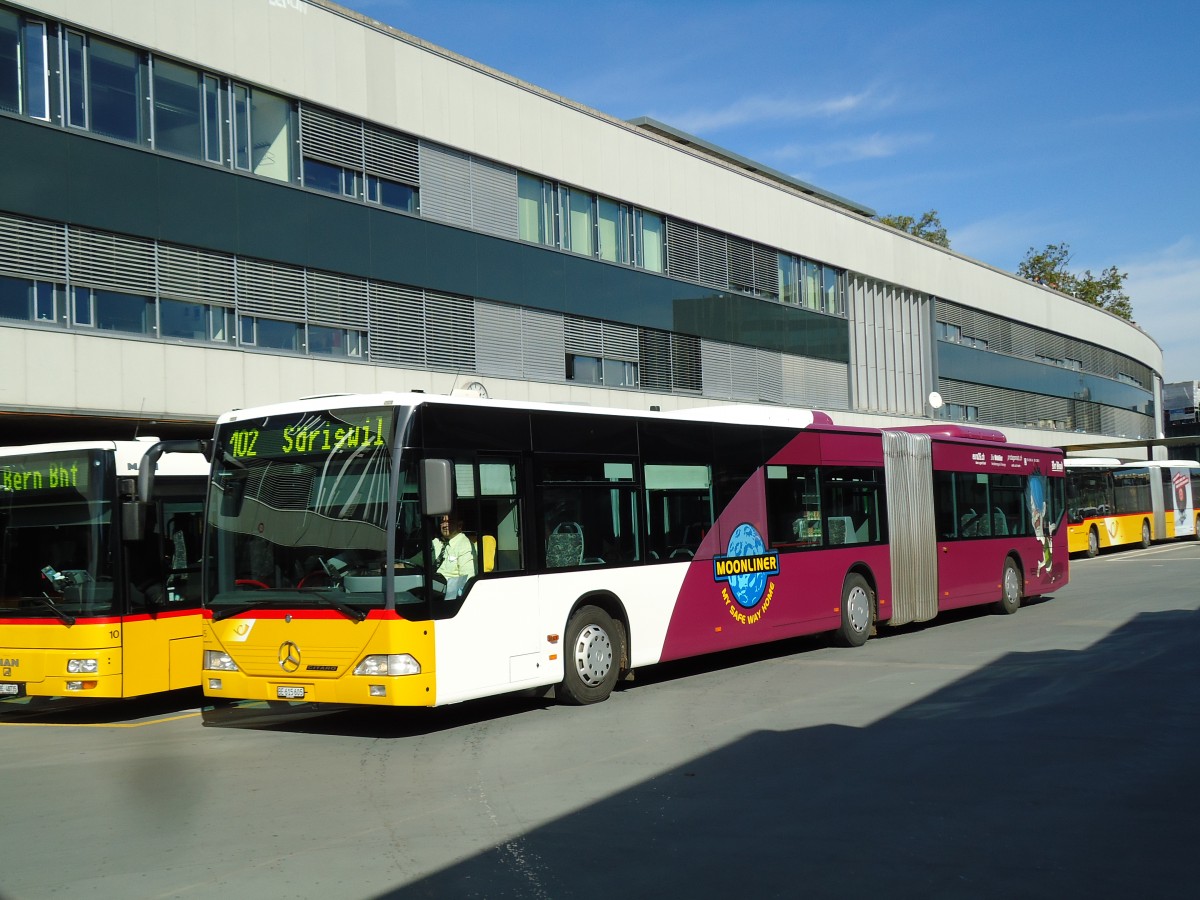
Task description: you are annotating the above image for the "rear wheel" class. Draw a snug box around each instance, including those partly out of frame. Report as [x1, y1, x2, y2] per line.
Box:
[997, 558, 1022, 615]
[1140, 520, 1151, 549]
[560, 606, 621, 705]
[1086, 526, 1100, 558]
[838, 573, 874, 647]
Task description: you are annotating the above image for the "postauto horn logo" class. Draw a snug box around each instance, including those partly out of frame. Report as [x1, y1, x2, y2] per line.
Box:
[712, 523, 778, 625]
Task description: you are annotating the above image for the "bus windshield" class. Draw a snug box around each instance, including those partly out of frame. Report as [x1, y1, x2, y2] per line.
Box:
[0, 450, 115, 619]
[206, 407, 400, 618]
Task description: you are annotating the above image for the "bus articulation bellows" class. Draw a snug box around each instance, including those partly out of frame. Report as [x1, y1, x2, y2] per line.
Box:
[0, 440, 208, 700]
[197, 392, 1068, 709]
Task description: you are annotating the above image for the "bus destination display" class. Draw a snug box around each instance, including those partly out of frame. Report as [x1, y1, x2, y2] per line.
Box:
[225, 410, 394, 460]
[0, 454, 92, 495]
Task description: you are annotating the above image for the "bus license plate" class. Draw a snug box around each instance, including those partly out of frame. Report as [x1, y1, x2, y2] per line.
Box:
[0, 683, 20, 695]
[276, 686, 305, 700]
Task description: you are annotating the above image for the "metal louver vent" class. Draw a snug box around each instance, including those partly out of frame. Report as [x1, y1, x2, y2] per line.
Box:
[419, 142, 472, 228]
[700, 340, 733, 398]
[306, 270, 368, 328]
[426, 291, 476, 371]
[665, 220, 698, 282]
[752, 244, 778, 298]
[696, 227, 728, 289]
[639, 329, 672, 391]
[475, 301, 524, 378]
[159, 243, 235, 305]
[69, 228, 156, 294]
[368, 281, 425, 368]
[300, 104, 364, 170]
[671, 332, 702, 392]
[727, 237, 754, 293]
[470, 158, 518, 239]
[235, 257, 306, 320]
[565, 315, 603, 356]
[0, 213, 66, 281]
[601, 321, 639, 362]
[756, 349, 784, 404]
[364, 123, 419, 185]
[522, 306, 565, 382]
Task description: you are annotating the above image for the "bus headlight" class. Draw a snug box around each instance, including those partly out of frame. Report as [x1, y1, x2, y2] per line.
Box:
[354, 654, 420, 676]
[67, 658, 98, 674]
[203, 650, 239, 672]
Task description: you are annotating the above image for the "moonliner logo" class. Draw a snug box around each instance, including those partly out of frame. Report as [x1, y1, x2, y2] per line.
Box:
[712, 523, 778, 625]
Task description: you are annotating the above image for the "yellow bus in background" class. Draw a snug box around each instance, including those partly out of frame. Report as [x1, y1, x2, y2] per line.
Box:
[1, 440, 208, 700]
[1066, 459, 1200, 556]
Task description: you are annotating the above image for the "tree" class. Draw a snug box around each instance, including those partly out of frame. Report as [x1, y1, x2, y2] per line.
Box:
[878, 209, 950, 248]
[1017, 242, 1132, 320]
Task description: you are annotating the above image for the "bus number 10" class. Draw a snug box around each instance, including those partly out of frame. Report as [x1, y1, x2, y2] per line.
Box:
[229, 429, 259, 458]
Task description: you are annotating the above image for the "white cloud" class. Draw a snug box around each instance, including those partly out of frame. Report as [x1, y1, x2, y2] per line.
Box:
[663, 88, 885, 135]
[1121, 238, 1200, 383]
[769, 131, 932, 170]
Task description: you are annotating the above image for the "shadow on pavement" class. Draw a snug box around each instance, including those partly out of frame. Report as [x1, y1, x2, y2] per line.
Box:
[381, 607, 1199, 898]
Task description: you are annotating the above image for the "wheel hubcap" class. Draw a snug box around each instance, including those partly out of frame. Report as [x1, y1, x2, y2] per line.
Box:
[573, 624, 613, 687]
[1005, 567, 1020, 603]
[1089, 531, 1098, 554]
[846, 586, 870, 633]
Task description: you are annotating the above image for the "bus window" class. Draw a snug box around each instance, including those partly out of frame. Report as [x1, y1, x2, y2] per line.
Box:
[539, 458, 640, 568]
[644, 464, 714, 561]
[989, 474, 1027, 537]
[765, 465, 821, 549]
[822, 468, 886, 546]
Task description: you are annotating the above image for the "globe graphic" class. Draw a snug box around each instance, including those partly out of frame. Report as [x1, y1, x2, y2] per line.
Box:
[727, 523, 769, 609]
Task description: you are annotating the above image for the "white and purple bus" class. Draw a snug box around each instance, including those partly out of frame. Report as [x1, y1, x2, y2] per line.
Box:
[197, 393, 1067, 708]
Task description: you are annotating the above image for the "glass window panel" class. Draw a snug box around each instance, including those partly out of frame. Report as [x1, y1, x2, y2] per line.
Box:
[597, 198, 624, 263]
[72, 287, 93, 326]
[20, 18, 47, 119]
[639, 211, 664, 273]
[35, 282, 58, 322]
[765, 464, 822, 549]
[89, 37, 143, 144]
[303, 158, 342, 194]
[566, 188, 594, 256]
[238, 315, 255, 345]
[802, 260, 821, 311]
[518, 174, 551, 244]
[209, 306, 230, 342]
[94, 289, 151, 334]
[823, 266, 842, 315]
[203, 74, 223, 163]
[65, 30, 86, 128]
[567, 354, 602, 385]
[232, 83, 250, 170]
[309, 324, 364, 357]
[153, 58, 202, 159]
[160, 297, 208, 340]
[368, 175, 417, 213]
[249, 87, 292, 181]
[0, 274, 31, 321]
[603, 358, 637, 388]
[255, 318, 301, 351]
[778, 253, 798, 305]
[0, 10, 18, 114]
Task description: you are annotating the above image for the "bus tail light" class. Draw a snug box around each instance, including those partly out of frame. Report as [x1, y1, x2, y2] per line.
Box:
[354, 654, 420, 676]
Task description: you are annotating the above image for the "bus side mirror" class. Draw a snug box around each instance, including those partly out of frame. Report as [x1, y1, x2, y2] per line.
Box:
[420, 459, 453, 518]
[122, 500, 147, 542]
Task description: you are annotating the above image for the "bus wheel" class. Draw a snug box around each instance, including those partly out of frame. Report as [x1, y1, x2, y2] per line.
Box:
[1086, 526, 1100, 558]
[838, 574, 874, 647]
[560, 606, 620, 705]
[1140, 520, 1151, 549]
[997, 558, 1022, 615]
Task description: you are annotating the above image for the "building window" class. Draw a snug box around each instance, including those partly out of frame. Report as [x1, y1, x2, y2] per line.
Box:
[308, 324, 366, 358]
[232, 82, 292, 181]
[254, 317, 302, 351]
[597, 198, 628, 263]
[366, 175, 417, 213]
[566, 354, 638, 388]
[518, 174, 554, 245]
[239, 315, 255, 346]
[635, 210, 664, 273]
[941, 402, 979, 422]
[0, 275, 62, 324]
[84, 35, 148, 144]
[0, 10, 49, 120]
[71, 287, 153, 334]
[160, 297, 232, 343]
[936, 321, 963, 343]
[303, 158, 360, 198]
[560, 186, 594, 256]
[778, 254, 799, 306]
[152, 58, 205, 160]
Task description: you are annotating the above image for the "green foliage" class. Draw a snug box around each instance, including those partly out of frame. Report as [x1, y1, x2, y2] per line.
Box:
[878, 209, 950, 248]
[1017, 243, 1133, 320]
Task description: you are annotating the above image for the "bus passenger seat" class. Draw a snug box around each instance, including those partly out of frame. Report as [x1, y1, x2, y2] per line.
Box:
[546, 522, 584, 567]
[480, 534, 496, 573]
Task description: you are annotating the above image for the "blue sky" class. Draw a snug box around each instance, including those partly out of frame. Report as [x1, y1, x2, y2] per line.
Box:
[351, 0, 1199, 383]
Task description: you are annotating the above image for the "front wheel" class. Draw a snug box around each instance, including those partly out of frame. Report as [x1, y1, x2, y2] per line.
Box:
[1140, 520, 1152, 549]
[837, 573, 874, 647]
[1086, 526, 1100, 558]
[997, 558, 1022, 615]
[559, 606, 621, 705]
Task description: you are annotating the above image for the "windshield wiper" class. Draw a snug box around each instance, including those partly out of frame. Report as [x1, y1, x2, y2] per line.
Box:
[308, 591, 368, 622]
[211, 599, 277, 622]
[30, 593, 76, 626]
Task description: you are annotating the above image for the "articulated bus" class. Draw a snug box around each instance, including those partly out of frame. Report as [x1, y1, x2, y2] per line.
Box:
[0, 440, 208, 700]
[195, 392, 1067, 708]
[1066, 459, 1200, 556]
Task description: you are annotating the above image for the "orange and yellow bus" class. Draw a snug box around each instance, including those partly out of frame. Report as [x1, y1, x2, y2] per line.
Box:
[1, 440, 208, 700]
[1066, 459, 1200, 556]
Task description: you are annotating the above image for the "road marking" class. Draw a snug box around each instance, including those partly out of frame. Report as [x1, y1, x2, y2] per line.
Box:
[0, 711, 201, 728]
